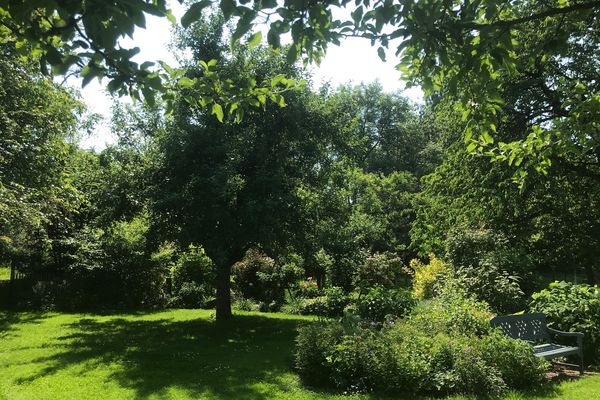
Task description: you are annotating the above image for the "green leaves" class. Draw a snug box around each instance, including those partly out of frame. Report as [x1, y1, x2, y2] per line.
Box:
[247, 31, 262, 50]
[211, 103, 224, 122]
[219, 0, 237, 19]
[181, 0, 212, 28]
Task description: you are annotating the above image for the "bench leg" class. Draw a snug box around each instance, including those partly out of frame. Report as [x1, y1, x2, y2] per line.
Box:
[579, 351, 585, 375]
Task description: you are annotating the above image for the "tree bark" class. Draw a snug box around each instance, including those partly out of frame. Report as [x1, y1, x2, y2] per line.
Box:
[215, 262, 232, 321]
[585, 264, 596, 286]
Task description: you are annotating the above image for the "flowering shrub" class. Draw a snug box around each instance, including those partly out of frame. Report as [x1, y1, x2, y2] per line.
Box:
[295, 276, 320, 298]
[353, 253, 407, 291]
[232, 249, 302, 306]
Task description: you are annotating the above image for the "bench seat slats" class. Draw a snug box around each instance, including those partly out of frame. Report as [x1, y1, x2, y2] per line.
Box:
[534, 344, 580, 359]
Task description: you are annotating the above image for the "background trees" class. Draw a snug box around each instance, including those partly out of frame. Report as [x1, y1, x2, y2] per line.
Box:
[0, 42, 84, 276]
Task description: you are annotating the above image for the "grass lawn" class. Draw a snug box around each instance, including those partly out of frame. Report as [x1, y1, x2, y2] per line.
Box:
[0, 309, 598, 400]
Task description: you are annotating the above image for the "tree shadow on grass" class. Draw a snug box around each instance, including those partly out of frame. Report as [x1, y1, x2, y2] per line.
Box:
[0, 311, 49, 338]
[13, 313, 306, 400]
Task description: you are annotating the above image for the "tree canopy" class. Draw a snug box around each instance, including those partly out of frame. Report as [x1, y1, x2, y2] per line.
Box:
[2, 0, 599, 177]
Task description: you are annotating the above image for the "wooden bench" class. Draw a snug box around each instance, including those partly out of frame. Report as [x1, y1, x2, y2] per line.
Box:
[490, 312, 584, 374]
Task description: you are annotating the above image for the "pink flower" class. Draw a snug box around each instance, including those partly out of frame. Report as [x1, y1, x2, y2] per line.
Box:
[312, 282, 317, 286]
[307, 277, 313, 281]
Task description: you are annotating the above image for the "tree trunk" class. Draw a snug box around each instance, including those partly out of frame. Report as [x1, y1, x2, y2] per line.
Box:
[584, 264, 596, 285]
[215, 262, 232, 321]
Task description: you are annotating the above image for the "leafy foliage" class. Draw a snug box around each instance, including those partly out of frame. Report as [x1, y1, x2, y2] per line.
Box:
[408, 255, 448, 300]
[355, 287, 415, 323]
[3, 0, 599, 184]
[0, 43, 84, 272]
[170, 245, 215, 308]
[444, 229, 528, 313]
[286, 287, 350, 318]
[232, 249, 300, 309]
[352, 253, 406, 292]
[295, 293, 546, 396]
[530, 281, 600, 365]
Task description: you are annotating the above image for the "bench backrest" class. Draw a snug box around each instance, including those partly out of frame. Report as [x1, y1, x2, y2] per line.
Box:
[490, 313, 550, 341]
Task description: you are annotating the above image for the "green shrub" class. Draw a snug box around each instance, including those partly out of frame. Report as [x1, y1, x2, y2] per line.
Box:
[170, 244, 215, 308]
[171, 245, 214, 291]
[295, 321, 345, 387]
[232, 249, 301, 305]
[233, 298, 261, 312]
[356, 286, 415, 323]
[530, 281, 600, 365]
[479, 331, 548, 390]
[169, 282, 207, 308]
[451, 340, 507, 397]
[295, 293, 547, 397]
[54, 215, 169, 310]
[289, 287, 350, 317]
[410, 286, 493, 337]
[444, 228, 528, 313]
[353, 253, 406, 291]
[369, 324, 431, 394]
[295, 296, 328, 315]
[322, 287, 350, 316]
[453, 262, 525, 314]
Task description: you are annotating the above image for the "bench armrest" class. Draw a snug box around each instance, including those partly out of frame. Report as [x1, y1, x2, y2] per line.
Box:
[547, 327, 584, 347]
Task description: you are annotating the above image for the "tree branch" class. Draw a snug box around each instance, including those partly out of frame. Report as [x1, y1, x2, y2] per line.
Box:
[461, 1, 600, 30]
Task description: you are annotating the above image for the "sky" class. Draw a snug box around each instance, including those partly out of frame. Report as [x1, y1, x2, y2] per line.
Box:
[77, 1, 423, 150]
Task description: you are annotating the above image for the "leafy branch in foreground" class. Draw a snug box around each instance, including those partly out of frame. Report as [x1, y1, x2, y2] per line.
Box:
[0, 0, 298, 119]
[1, 0, 599, 181]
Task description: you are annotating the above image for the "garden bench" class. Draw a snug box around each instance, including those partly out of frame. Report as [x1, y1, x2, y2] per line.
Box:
[490, 312, 584, 374]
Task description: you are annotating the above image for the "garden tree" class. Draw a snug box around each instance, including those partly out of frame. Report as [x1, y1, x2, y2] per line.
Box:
[483, 8, 600, 185]
[327, 83, 439, 177]
[0, 42, 85, 273]
[291, 85, 438, 289]
[414, 9, 600, 283]
[3, 0, 599, 174]
[149, 19, 339, 319]
[82, 102, 164, 227]
[411, 106, 600, 285]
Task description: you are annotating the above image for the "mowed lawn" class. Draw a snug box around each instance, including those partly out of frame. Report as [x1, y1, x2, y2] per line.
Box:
[0, 310, 599, 400]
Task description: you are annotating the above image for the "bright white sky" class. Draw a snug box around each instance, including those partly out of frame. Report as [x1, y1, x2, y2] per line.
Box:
[77, 1, 423, 150]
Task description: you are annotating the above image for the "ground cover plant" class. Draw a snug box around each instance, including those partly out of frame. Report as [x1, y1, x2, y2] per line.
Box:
[0, 309, 599, 400]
